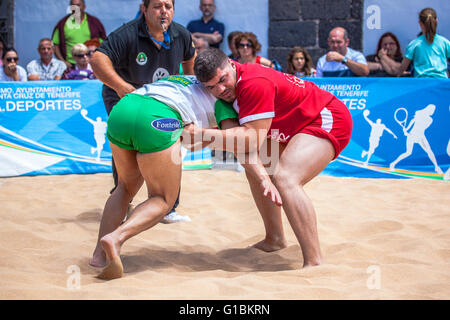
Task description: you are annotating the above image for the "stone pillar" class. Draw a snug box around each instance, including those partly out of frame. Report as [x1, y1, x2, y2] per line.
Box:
[268, 0, 363, 71]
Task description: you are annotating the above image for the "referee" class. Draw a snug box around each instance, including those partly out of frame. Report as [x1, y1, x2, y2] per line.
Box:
[90, 0, 195, 224]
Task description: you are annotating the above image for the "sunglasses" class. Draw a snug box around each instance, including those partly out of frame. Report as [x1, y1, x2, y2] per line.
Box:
[6, 57, 19, 62]
[238, 43, 253, 48]
[74, 53, 89, 58]
[87, 50, 95, 56]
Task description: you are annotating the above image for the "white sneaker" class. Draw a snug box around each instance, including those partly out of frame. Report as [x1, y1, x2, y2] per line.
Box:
[160, 211, 191, 224]
[235, 162, 244, 172]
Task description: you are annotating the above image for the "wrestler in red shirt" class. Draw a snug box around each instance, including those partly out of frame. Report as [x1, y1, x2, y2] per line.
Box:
[233, 62, 352, 157]
[187, 48, 353, 268]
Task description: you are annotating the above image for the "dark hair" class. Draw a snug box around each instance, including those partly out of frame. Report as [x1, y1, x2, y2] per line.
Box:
[2, 47, 18, 60]
[419, 8, 437, 44]
[286, 46, 314, 76]
[194, 48, 229, 82]
[375, 32, 402, 58]
[227, 31, 242, 45]
[234, 32, 261, 55]
[143, 0, 175, 8]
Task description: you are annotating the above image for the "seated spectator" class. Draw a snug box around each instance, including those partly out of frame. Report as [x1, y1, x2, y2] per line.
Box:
[227, 31, 242, 60]
[316, 27, 369, 77]
[63, 43, 95, 80]
[84, 38, 101, 64]
[235, 32, 272, 68]
[286, 46, 316, 77]
[366, 32, 407, 77]
[27, 38, 67, 81]
[0, 48, 27, 81]
[194, 37, 209, 53]
[187, 0, 225, 49]
[396, 8, 450, 78]
[0, 36, 6, 67]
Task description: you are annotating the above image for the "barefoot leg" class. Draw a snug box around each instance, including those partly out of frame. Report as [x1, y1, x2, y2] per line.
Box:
[90, 144, 143, 268]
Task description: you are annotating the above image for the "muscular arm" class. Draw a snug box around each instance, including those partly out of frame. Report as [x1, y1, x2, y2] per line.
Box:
[181, 52, 197, 75]
[204, 118, 271, 154]
[192, 31, 222, 45]
[90, 51, 135, 98]
[216, 118, 281, 205]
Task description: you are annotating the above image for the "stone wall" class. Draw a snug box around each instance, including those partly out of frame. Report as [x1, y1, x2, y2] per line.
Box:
[0, 0, 14, 47]
[268, 0, 364, 71]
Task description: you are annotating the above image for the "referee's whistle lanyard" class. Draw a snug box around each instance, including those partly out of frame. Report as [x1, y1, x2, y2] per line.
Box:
[146, 25, 171, 50]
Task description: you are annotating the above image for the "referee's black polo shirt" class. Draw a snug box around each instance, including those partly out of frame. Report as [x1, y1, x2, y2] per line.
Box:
[97, 15, 196, 111]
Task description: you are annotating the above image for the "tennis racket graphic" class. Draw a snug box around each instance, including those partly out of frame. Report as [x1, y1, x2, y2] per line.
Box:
[394, 107, 408, 129]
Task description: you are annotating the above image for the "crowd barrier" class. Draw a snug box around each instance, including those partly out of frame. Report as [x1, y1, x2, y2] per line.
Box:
[0, 78, 449, 180]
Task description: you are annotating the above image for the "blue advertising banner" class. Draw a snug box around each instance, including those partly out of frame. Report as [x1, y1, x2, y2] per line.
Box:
[1, 78, 449, 180]
[0, 80, 211, 177]
[309, 78, 450, 180]
[0, 80, 112, 176]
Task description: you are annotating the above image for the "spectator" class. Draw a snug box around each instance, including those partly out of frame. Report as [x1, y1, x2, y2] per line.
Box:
[27, 38, 67, 81]
[89, 0, 195, 224]
[227, 31, 242, 60]
[235, 32, 272, 68]
[366, 32, 406, 77]
[52, 0, 106, 69]
[194, 37, 209, 53]
[84, 38, 101, 54]
[316, 27, 369, 77]
[0, 48, 27, 81]
[63, 43, 95, 80]
[396, 8, 450, 78]
[187, 0, 225, 49]
[0, 36, 6, 67]
[286, 46, 316, 77]
[84, 38, 101, 64]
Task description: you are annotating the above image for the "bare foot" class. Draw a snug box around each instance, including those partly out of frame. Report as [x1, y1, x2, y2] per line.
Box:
[251, 238, 287, 252]
[89, 251, 107, 268]
[98, 256, 123, 280]
[303, 259, 322, 268]
[97, 234, 123, 280]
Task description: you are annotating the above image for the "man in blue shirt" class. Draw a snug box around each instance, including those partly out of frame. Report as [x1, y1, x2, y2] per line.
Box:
[316, 27, 369, 77]
[187, 0, 225, 49]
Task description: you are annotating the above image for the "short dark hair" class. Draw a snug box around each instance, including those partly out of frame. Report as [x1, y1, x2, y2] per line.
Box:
[143, 0, 175, 8]
[194, 48, 229, 82]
